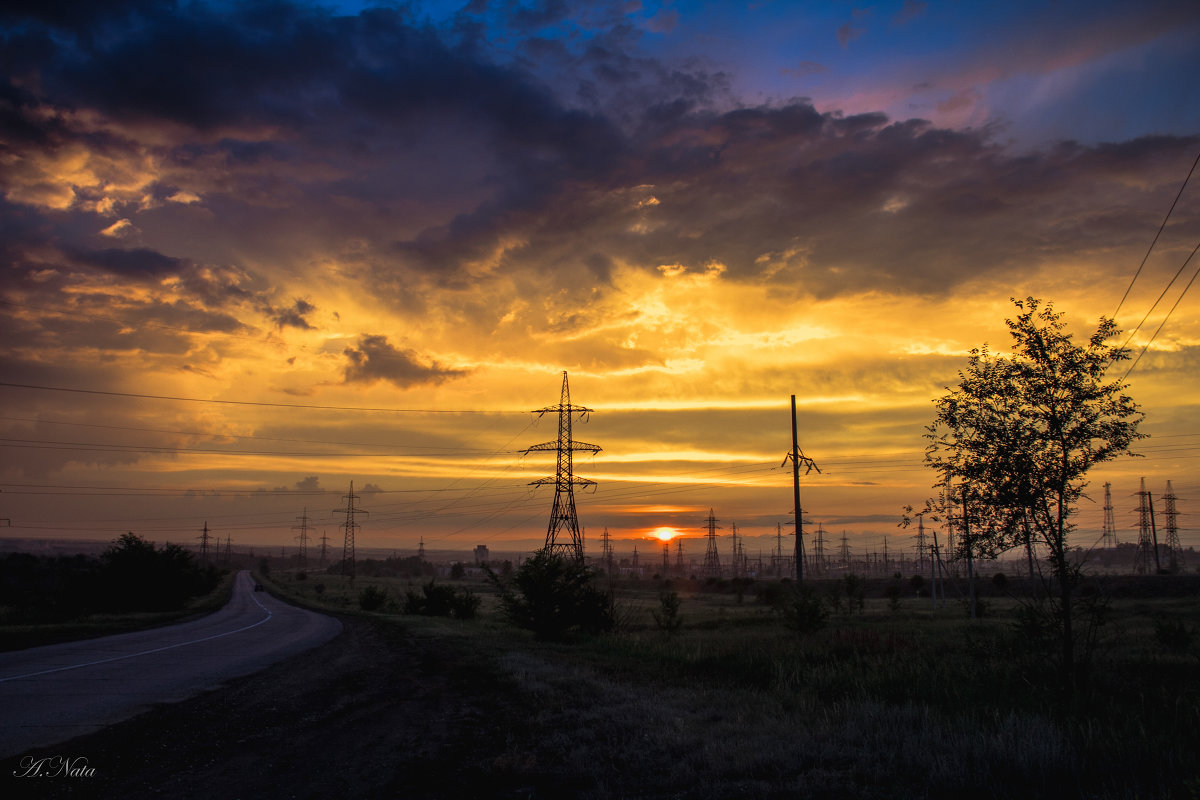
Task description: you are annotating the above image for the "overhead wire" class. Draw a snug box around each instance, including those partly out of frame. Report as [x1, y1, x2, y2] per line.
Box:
[1113, 149, 1200, 319]
[1122, 239, 1200, 380]
[0, 381, 524, 414]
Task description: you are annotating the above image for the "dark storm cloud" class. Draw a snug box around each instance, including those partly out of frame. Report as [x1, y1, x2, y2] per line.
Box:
[3, 0, 1196, 317]
[342, 334, 468, 388]
[67, 246, 187, 278]
[270, 297, 317, 330]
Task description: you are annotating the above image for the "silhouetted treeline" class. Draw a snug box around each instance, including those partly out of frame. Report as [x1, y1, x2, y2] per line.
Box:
[0, 533, 222, 623]
[325, 555, 434, 579]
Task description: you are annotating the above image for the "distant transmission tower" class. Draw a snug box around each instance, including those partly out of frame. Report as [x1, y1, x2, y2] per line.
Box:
[813, 523, 827, 575]
[730, 522, 741, 578]
[417, 535, 426, 561]
[1164, 480, 1183, 572]
[293, 507, 310, 569]
[914, 515, 928, 572]
[774, 523, 783, 577]
[1134, 478, 1159, 574]
[661, 541, 670, 574]
[199, 522, 213, 561]
[702, 509, 722, 578]
[600, 527, 614, 573]
[335, 481, 367, 579]
[223, 535, 232, 565]
[523, 372, 601, 561]
[1102, 482, 1119, 548]
[675, 538, 685, 571]
[839, 530, 851, 570]
[318, 529, 330, 565]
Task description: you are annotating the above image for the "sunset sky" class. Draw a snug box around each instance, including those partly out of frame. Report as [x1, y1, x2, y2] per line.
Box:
[2, 0, 1198, 559]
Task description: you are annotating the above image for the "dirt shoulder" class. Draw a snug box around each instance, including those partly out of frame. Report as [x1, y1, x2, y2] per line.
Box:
[4, 617, 553, 800]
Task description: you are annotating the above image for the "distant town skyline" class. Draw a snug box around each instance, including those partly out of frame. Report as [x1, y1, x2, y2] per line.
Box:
[1, 0, 1197, 555]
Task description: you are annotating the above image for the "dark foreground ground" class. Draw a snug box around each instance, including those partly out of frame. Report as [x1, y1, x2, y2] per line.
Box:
[4, 618, 548, 800]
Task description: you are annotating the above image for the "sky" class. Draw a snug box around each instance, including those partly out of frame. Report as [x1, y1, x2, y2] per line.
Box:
[1, 0, 1198, 560]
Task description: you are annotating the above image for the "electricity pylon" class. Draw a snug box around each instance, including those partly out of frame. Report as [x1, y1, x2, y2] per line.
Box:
[1101, 482, 1119, 548]
[335, 481, 367, 580]
[293, 508, 310, 569]
[702, 509, 722, 577]
[523, 371, 600, 561]
[914, 514, 928, 572]
[198, 521, 212, 561]
[1164, 480, 1183, 572]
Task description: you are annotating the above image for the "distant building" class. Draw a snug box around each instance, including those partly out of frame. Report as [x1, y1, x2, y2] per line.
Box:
[474, 545, 489, 565]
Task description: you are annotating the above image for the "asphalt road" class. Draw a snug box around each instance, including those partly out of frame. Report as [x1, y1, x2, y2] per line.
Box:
[0, 570, 342, 758]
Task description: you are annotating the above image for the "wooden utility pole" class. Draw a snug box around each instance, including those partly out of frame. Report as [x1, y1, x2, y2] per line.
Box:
[784, 395, 820, 583]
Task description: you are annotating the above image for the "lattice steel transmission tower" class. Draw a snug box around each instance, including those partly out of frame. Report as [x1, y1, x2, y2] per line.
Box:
[702, 509, 722, 578]
[293, 507, 310, 569]
[198, 521, 212, 561]
[335, 481, 367, 579]
[1101, 482, 1119, 548]
[417, 535, 426, 561]
[523, 372, 601, 561]
[813, 523, 827, 575]
[774, 523, 783, 577]
[676, 538, 685, 572]
[914, 515, 928, 572]
[1134, 477, 1159, 574]
[1164, 480, 1183, 572]
[600, 527, 614, 573]
[318, 529, 330, 565]
[730, 522, 741, 578]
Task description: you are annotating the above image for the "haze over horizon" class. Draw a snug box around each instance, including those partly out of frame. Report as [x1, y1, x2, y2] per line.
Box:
[1, 0, 1198, 557]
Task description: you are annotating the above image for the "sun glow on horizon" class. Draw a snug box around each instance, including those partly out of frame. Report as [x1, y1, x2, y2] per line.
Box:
[649, 526, 679, 541]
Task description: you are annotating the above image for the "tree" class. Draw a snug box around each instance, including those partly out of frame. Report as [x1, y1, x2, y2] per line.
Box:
[489, 549, 614, 641]
[919, 297, 1143, 697]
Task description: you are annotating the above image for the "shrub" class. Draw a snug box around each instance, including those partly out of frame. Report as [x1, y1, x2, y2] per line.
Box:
[490, 549, 614, 641]
[652, 590, 683, 634]
[782, 584, 828, 634]
[1154, 617, 1195, 655]
[884, 584, 903, 612]
[358, 585, 388, 611]
[402, 580, 480, 619]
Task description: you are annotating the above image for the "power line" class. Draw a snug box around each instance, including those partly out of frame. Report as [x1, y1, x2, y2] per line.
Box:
[0, 415, 512, 452]
[1114, 149, 1200, 318]
[1123, 239, 1200, 379]
[1119, 238, 1200, 352]
[0, 381, 522, 414]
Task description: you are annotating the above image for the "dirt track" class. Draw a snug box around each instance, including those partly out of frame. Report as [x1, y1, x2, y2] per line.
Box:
[3, 618, 554, 799]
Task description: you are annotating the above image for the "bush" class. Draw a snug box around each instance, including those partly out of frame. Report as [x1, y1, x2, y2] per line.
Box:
[1154, 617, 1195, 655]
[782, 583, 828, 634]
[490, 549, 614, 641]
[358, 585, 388, 611]
[652, 590, 683, 634]
[402, 580, 481, 619]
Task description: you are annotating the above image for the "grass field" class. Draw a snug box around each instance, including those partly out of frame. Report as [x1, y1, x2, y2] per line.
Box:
[259, 567, 1200, 799]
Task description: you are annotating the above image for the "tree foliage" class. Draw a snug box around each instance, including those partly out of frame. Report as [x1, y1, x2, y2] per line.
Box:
[490, 549, 614, 641]
[101, 532, 222, 611]
[918, 297, 1143, 694]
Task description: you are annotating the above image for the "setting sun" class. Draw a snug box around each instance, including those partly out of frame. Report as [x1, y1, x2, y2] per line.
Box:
[649, 527, 680, 541]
